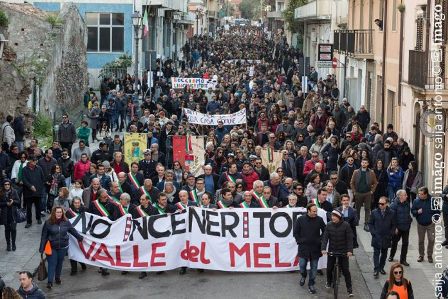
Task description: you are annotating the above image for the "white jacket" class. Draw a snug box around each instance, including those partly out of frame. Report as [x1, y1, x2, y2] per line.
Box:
[0, 122, 15, 146]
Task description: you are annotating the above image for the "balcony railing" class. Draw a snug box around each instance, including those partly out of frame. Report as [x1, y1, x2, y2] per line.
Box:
[333, 29, 373, 58]
[408, 50, 447, 90]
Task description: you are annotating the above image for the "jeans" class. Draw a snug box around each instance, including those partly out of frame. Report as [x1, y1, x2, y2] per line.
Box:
[387, 185, 398, 203]
[16, 141, 24, 152]
[373, 247, 389, 271]
[390, 229, 410, 262]
[47, 247, 68, 283]
[64, 177, 71, 189]
[299, 257, 319, 286]
[327, 255, 352, 291]
[25, 196, 41, 224]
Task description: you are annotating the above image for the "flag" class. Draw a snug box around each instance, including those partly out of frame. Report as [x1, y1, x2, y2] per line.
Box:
[143, 8, 149, 37]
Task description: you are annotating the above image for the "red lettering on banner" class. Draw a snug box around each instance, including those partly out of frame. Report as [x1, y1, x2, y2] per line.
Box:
[293, 255, 299, 267]
[199, 242, 210, 264]
[229, 243, 251, 267]
[150, 242, 166, 267]
[274, 243, 291, 267]
[253, 243, 271, 268]
[78, 240, 96, 259]
[92, 243, 115, 266]
[115, 245, 131, 267]
[180, 241, 210, 264]
[133, 245, 148, 267]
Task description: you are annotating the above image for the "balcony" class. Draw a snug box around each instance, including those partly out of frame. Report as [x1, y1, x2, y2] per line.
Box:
[267, 10, 283, 19]
[408, 50, 447, 90]
[294, 0, 331, 21]
[333, 29, 373, 59]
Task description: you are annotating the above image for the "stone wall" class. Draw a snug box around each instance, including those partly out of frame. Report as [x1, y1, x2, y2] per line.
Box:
[0, 2, 87, 122]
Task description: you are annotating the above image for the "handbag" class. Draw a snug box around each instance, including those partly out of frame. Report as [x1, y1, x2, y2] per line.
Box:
[44, 240, 52, 256]
[15, 208, 27, 223]
[37, 255, 47, 281]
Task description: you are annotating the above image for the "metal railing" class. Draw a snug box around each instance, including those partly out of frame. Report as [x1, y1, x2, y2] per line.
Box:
[408, 49, 448, 90]
[334, 29, 373, 56]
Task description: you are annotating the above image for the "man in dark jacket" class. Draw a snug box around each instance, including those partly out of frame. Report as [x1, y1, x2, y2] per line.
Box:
[321, 210, 354, 296]
[263, 172, 289, 206]
[369, 196, 396, 277]
[411, 187, 439, 263]
[12, 115, 26, 152]
[17, 271, 46, 299]
[389, 189, 412, 266]
[57, 114, 77, 154]
[22, 156, 46, 228]
[294, 203, 326, 294]
[91, 142, 113, 165]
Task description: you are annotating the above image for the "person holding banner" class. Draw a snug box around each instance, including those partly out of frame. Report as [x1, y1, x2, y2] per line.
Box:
[39, 206, 84, 289]
[65, 197, 87, 276]
[294, 203, 326, 294]
[200, 192, 217, 209]
[239, 191, 259, 208]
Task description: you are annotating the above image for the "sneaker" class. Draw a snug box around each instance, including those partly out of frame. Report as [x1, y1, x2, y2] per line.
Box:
[308, 285, 316, 294]
[388, 256, 394, 262]
[380, 269, 386, 275]
[325, 282, 331, 289]
[55, 278, 61, 285]
[374, 271, 379, 278]
[299, 276, 306, 286]
[417, 256, 424, 262]
[348, 290, 354, 297]
[46, 283, 52, 290]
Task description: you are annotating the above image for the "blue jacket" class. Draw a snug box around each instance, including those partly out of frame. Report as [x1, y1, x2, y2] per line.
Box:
[387, 167, 404, 189]
[411, 195, 440, 226]
[368, 207, 396, 249]
[390, 200, 412, 231]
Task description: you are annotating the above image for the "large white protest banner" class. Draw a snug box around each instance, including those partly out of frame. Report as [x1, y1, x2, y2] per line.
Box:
[68, 208, 328, 272]
[171, 77, 217, 90]
[183, 108, 247, 126]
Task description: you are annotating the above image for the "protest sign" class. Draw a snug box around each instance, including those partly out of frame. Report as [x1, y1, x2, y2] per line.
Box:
[173, 135, 205, 176]
[171, 77, 217, 90]
[68, 208, 328, 272]
[183, 108, 247, 126]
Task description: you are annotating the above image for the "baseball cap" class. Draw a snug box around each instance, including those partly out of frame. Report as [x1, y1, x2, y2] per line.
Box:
[331, 210, 342, 219]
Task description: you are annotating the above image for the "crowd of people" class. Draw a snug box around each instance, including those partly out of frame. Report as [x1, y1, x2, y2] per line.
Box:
[0, 25, 446, 298]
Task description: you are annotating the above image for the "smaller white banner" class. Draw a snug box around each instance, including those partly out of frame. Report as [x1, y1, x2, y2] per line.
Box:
[171, 77, 217, 90]
[183, 108, 247, 126]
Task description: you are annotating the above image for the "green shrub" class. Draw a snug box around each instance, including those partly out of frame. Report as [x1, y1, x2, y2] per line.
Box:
[0, 10, 8, 27]
[46, 15, 63, 27]
[33, 112, 52, 138]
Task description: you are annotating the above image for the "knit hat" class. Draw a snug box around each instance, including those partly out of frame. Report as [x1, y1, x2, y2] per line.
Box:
[331, 210, 342, 219]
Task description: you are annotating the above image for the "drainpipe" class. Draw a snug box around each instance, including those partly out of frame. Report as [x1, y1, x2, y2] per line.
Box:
[397, 1, 404, 108]
[381, 0, 388, 130]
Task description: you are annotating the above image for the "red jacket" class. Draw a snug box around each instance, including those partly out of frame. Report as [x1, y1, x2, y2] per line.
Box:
[303, 159, 325, 176]
[73, 160, 91, 181]
[242, 170, 259, 191]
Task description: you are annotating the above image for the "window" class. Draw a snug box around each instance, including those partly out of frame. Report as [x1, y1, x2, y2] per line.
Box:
[415, 15, 424, 51]
[392, 0, 397, 31]
[86, 13, 124, 52]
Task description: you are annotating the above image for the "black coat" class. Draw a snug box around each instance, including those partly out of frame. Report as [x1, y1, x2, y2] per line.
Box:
[368, 207, 396, 249]
[321, 219, 354, 253]
[0, 189, 20, 225]
[390, 200, 412, 231]
[22, 165, 46, 198]
[294, 214, 326, 259]
[39, 220, 83, 252]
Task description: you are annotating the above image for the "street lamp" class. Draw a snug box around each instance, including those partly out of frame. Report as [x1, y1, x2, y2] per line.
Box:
[131, 11, 142, 100]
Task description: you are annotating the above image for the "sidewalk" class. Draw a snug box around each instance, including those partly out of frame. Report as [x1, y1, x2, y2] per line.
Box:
[0, 221, 43, 287]
[355, 208, 442, 298]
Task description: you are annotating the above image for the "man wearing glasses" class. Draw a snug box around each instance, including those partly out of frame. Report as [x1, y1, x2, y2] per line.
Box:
[368, 196, 396, 278]
[57, 114, 77, 154]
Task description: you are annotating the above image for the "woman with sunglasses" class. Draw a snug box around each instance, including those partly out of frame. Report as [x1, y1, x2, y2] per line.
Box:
[380, 263, 414, 299]
[0, 179, 20, 251]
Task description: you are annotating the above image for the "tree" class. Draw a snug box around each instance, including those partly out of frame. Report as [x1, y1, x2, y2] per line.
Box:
[239, 0, 260, 20]
[283, 0, 308, 32]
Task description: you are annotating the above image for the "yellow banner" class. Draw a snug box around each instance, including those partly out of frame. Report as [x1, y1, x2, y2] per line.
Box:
[124, 133, 147, 165]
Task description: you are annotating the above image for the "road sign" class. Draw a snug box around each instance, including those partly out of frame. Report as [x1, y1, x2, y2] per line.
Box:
[316, 61, 333, 68]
